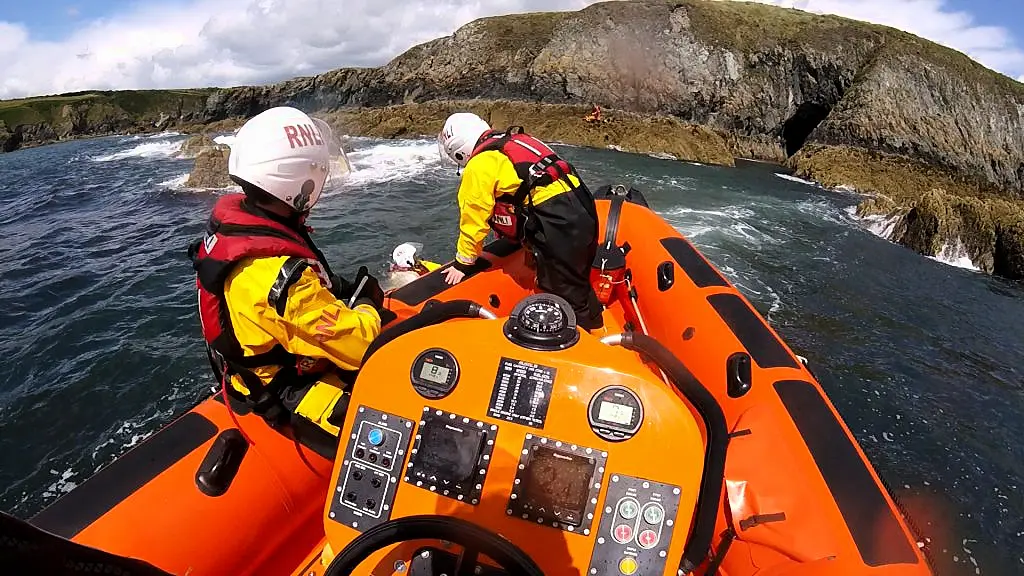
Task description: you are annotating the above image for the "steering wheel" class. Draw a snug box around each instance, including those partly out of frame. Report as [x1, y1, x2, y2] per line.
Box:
[325, 515, 544, 576]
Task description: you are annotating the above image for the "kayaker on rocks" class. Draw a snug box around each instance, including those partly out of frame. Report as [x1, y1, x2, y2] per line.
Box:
[188, 106, 388, 442]
[437, 112, 605, 331]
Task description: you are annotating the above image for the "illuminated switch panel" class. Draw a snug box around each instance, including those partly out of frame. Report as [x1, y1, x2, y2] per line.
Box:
[586, 474, 681, 576]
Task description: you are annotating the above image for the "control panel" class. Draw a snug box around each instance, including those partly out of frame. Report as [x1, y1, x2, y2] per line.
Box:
[327, 307, 710, 576]
[404, 407, 498, 505]
[328, 406, 415, 531]
[587, 385, 644, 442]
[507, 434, 608, 535]
[409, 348, 460, 399]
[587, 474, 681, 576]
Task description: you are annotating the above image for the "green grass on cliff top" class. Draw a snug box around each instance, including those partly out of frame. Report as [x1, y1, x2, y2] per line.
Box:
[683, 0, 1022, 93]
[0, 89, 214, 128]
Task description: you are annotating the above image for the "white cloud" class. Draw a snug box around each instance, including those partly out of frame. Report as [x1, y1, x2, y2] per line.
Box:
[0, 0, 596, 99]
[0, 0, 1021, 100]
[748, 0, 1024, 79]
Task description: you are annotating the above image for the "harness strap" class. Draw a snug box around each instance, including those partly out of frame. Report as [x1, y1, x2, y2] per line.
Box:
[221, 348, 305, 426]
[593, 193, 630, 272]
[268, 257, 310, 316]
[481, 126, 579, 213]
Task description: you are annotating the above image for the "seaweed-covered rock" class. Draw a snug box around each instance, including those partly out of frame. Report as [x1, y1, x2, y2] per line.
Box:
[326, 100, 735, 166]
[0, 121, 20, 153]
[185, 146, 233, 189]
[178, 134, 217, 158]
[995, 219, 1024, 279]
[855, 188, 1024, 277]
[894, 189, 952, 257]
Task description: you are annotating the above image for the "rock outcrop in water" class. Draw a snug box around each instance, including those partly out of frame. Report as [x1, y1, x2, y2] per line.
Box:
[855, 189, 1024, 278]
[2, 0, 1023, 276]
[177, 134, 218, 159]
[185, 145, 234, 189]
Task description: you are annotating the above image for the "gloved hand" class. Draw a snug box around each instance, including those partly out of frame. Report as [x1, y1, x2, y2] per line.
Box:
[349, 266, 385, 311]
[329, 273, 355, 301]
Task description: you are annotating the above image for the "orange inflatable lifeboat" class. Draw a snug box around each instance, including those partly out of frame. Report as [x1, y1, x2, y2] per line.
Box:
[4, 184, 934, 576]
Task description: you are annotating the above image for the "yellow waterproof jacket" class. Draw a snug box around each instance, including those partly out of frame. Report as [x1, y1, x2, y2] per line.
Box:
[222, 255, 382, 396]
[455, 149, 581, 266]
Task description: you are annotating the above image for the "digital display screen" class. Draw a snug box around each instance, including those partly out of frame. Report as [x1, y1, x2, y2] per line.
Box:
[598, 401, 634, 426]
[521, 446, 595, 525]
[419, 362, 450, 384]
[416, 419, 484, 483]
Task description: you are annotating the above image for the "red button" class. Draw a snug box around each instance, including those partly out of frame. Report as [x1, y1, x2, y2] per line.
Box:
[612, 523, 633, 544]
[637, 529, 658, 548]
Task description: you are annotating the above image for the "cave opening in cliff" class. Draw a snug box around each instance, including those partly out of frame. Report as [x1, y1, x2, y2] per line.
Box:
[782, 102, 831, 157]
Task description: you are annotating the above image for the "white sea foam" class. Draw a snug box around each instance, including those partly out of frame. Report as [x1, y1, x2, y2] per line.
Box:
[337, 139, 444, 187]
[774, 172, 820, 187]
[157, 173, 190, 189]
[92, 139, 181, 162]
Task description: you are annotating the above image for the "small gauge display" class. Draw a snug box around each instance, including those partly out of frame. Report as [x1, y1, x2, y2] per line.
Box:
[418, 362, 451, 385]
[410, 348, 460, 399]
[587, 385, 644, 442]
[597, 401, 635, 426]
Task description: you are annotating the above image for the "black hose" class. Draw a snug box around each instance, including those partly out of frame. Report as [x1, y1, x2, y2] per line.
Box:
[616, 332, 729, 574]
[361, 299, 484, 364]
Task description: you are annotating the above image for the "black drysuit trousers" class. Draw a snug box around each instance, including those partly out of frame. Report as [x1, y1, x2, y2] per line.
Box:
[524, 185, 605, 331]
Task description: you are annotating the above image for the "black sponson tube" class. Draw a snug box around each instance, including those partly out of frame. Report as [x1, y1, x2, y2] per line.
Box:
[362, 299, 485, 364]
[616, 332, 729, 574]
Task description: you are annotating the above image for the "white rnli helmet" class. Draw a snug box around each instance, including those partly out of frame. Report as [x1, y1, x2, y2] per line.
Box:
[438, 112, 490, 167]
[228, 106, 331, 212]
[392, 242, 421, 268]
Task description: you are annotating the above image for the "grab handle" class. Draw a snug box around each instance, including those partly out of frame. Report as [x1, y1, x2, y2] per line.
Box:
[602, 332, 728, 574]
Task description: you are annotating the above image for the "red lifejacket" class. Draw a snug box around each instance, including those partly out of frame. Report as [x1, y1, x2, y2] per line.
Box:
[187, 194, 335, 419]
[469, 126, 578, 240]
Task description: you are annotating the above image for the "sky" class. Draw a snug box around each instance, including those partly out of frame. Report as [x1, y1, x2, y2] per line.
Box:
[0, 0, 1022, 100]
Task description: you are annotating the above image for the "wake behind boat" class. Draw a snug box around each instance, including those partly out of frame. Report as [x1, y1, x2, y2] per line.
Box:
[3, 186, 933, 576]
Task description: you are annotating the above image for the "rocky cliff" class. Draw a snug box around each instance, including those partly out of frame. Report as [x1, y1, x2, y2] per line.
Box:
[6, 0, 1022, 183]
[0, 89, 216, 150]
[3, 0, 1024, 276]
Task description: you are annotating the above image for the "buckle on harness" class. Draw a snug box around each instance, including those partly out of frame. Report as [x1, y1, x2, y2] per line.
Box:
[251, 390, 287, 426]
[528, 156, 556, 183]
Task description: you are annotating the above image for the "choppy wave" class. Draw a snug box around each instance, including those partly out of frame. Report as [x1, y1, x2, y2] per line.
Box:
[843, 207, 981, 272]
[929, 239, 981, 272]
[659, 204, 781, 248]
[338, 139, 444, 187]
[774, 173, 820, 187]
[157, 173, 190, 189]
[117, 131, 182, 144]
[91, 139, 182, 162]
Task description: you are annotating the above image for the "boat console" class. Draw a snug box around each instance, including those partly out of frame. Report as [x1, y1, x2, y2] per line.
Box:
[321, 293, 724, 576]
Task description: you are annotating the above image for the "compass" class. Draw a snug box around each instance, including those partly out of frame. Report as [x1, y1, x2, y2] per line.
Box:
[503, 294, 580, 351]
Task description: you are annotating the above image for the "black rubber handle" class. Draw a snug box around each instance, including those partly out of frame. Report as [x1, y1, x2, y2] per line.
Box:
[617, 332, 729, 574]
[362, 299, 483, 364]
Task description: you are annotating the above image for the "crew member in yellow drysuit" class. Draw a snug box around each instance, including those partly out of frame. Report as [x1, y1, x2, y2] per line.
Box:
[437, 113, 604, 330]
[189, 107, 387, 440]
